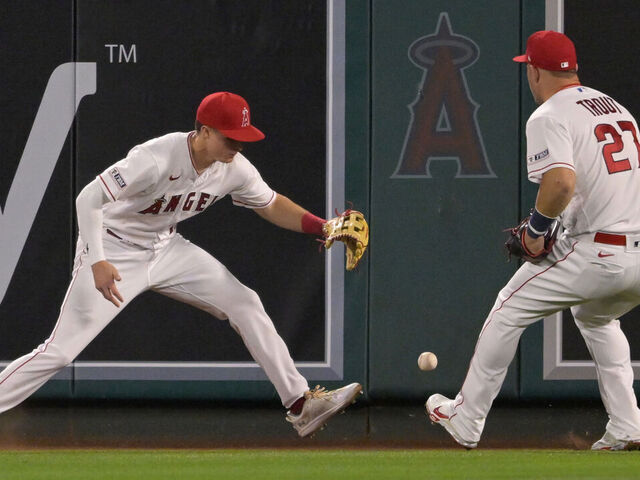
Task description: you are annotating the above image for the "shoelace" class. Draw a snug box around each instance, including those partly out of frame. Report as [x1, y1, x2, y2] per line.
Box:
[286, 386, 330, 423]
[305, 385, 329, 400]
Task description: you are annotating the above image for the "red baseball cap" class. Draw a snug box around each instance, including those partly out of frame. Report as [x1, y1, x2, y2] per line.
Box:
[513, 31, 577, 71]
[196, 92, 265, 142]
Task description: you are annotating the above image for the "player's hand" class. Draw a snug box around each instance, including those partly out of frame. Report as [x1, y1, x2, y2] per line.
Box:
[523, 231, 545, 256]
[91, 260, 124, 307]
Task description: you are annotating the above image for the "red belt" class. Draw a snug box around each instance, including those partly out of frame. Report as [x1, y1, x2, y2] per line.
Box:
[594, 232, 626, 246]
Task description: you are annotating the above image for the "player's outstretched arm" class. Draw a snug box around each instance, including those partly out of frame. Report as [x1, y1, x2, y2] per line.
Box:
[254, 193, 321, 233]
[255, 193, 369, 270]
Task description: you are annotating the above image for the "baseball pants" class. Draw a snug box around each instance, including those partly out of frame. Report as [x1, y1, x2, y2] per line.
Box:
[450, 234, 640, 443]
[0, 233, 309, 412]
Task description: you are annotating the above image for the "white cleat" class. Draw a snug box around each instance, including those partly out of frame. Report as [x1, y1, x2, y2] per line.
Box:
[591, 431, 640, 451]
[286, 383, 362, 437]
[426, 393, 477, 449]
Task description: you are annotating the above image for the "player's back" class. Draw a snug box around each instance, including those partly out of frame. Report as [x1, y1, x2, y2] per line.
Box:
[530, 86, 640, 236]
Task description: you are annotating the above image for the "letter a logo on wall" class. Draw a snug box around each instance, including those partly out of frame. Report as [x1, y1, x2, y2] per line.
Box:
[392, 13, 494, 178]
[0, 63, 96, 303]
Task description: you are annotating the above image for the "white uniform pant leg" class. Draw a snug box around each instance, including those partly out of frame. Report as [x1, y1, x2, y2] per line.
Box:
[149, 236, 308, 407]
[572, 301, 640, 440]
[452, 239, 584, 442]
[0, 238, 149, 414]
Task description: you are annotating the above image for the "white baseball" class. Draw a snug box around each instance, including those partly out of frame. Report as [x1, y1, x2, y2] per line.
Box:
[418, 352, 438, 371]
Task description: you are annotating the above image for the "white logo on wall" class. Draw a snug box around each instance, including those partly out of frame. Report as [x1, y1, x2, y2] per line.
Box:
[0, 63, 97, 303]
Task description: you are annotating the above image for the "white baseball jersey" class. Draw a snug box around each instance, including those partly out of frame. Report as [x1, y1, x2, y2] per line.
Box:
[439, 85, 640, 447]
[97, 131, 275, 248]
[0, 130, 310, 412]
[525, 85, 640, 236]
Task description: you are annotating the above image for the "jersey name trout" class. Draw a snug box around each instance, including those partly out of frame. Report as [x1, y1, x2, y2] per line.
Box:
[138, 192, 217, 214]
[575, 96, 622, 117]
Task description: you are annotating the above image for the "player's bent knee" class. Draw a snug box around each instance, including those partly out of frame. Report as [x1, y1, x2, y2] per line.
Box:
[225, 289, 271, 327]
[43, 345, 77, 370]
[52, 353, 75, 370]
[233, 288, 264, 313]
[204, 290, 265, 324]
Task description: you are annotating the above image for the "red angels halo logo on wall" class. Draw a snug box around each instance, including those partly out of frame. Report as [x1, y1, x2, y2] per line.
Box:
[392, 13, 494, 178]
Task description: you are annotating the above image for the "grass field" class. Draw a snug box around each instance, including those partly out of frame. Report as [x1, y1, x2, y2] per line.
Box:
[1, 449, 638, 480]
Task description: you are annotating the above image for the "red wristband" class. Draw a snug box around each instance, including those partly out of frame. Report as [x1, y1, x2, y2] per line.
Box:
[301, 212, 326, 236]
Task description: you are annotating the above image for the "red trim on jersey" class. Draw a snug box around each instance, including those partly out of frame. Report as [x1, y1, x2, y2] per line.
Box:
[0, 256, 84, 386]
[233, 191, 276, 208]
[528, 162, 575, 175]
[187, 131, 198, 175]
[458, 242, 578, 397]
[99, 175, 116, 201]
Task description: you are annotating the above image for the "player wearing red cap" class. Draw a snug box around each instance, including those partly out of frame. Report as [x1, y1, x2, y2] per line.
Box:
[0, 91, 361, 437]
[427, 31, 640, 450]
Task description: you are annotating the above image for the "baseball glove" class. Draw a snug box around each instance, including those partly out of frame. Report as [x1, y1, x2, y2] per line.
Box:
[505, 216, 560, 264]
[323, 209, 369, 270]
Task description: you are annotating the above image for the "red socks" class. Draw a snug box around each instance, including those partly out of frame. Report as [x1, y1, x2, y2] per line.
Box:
[289, 396, 306, 415]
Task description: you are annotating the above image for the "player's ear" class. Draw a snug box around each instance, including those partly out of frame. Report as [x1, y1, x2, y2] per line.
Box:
[530, 64, 541, 83]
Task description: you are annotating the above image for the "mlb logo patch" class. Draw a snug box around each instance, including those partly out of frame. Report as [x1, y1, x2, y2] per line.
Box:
[110, 168, 127, 189]
[561, 61, 569, 68]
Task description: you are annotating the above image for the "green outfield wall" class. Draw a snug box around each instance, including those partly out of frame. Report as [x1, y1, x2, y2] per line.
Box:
[2, 0, 639, 405]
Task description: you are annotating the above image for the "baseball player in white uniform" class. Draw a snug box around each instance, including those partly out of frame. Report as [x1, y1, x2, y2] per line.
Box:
[0, 91, 361, 438]
[427, 31, 640, 450]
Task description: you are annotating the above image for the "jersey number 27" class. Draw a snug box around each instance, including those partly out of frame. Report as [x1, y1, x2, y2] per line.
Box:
[595, 121, 640, 174]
